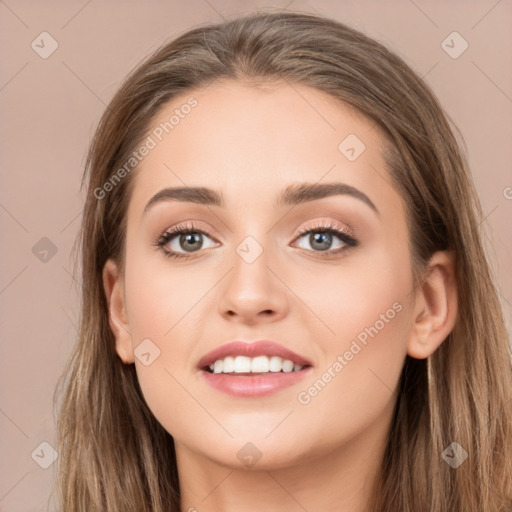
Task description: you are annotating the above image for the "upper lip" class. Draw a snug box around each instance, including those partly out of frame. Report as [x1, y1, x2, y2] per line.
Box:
[197, 340, 313, 369]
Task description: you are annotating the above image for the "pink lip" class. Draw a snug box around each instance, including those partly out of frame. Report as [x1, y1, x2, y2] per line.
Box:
[197, 340, 313, 369]
[197, 340, 313, 398]
[200, 367, 313, 397]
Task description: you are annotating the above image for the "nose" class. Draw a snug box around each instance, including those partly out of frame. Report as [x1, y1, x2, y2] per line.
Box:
[217, 243, 289, 325]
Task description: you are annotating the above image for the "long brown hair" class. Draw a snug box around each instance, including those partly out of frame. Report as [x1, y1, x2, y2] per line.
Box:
[53, 10, 512, 511]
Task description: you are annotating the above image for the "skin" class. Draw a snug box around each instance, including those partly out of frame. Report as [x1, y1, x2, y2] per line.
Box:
[102, 80, 458, 512]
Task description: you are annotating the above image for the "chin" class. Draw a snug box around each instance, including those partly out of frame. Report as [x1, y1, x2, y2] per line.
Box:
[193, 434, 311, 471]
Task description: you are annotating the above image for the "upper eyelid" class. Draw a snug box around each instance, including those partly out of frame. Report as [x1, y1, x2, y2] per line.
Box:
[160, 221, 351, 237]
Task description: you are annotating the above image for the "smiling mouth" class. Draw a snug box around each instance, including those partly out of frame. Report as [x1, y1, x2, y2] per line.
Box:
[203, 355, 312, 375]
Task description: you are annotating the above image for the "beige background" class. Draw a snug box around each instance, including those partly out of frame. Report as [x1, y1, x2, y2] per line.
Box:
[0, 1, 511, 510]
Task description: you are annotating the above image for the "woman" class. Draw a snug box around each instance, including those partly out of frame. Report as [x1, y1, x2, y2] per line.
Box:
[53, 10, 512, 512]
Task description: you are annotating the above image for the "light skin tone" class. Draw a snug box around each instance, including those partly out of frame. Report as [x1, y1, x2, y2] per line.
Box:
[102, 80, 458, 512]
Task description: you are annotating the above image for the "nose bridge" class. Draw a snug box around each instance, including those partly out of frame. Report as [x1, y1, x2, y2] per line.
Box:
[231, 232, 273, 295]
[228, 205, 275, 270]
[217, 230, 288, 320]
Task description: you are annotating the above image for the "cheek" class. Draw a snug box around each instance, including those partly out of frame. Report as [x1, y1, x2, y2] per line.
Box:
[122, 252, 212, 433]
[293, 244, 412, 416]
[294, 240, 412, 351]
[124, 249, 211, 341]
[293, 290, 409, 449]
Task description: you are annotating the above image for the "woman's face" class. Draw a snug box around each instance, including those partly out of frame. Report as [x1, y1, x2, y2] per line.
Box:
[106, 80, 419, 470]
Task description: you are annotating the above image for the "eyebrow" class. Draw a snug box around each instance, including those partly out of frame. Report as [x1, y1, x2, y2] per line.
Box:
[143, 182, 379, 216]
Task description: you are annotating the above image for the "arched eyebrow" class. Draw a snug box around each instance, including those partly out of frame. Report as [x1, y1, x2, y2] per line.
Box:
[143, 182, 379, 216]
[276, 182, 379, 215]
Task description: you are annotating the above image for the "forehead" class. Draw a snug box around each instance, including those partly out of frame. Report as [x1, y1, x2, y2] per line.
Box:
[127, 80, 399, 220]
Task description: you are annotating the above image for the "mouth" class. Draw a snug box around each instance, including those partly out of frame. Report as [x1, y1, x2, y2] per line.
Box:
[197, 340, 313, 396]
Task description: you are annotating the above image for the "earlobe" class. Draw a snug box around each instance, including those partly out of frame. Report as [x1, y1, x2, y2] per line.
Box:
[102, 258, 135, 364]
[406, 251, 458, 359]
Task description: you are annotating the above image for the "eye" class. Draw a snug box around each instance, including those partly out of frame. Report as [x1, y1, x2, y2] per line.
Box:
[292, 221, 358, 256]
[154, 221, 218, 260]
[153, 220, 358, 261]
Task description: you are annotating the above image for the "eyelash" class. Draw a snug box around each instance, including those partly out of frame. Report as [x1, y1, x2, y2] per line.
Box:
[153, 221, 359, 260]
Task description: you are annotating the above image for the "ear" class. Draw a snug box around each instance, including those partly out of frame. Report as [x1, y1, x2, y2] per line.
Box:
[407, 250, 458, 359]
[102, 258, 134, 364]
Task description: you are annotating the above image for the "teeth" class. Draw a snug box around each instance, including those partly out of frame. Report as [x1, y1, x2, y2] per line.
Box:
[208, 355, 304, 374]
[269, 356, 282, 372]
[223, 356, 235, 373]
[234, 355, 251, 373]
[251, 355, 269, 372]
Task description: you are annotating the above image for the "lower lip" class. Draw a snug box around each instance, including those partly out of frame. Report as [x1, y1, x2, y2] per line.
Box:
[200, 368, 312, 397]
